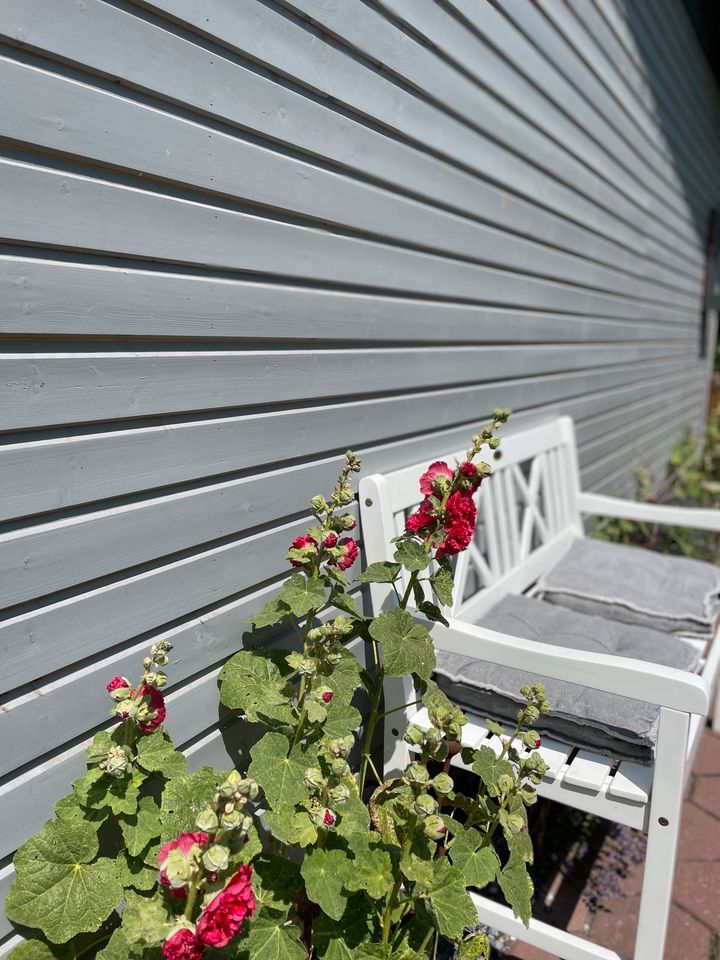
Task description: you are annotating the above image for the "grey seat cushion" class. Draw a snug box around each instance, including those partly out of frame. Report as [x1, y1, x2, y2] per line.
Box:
[433, 594, 701, 763]
[537, 537, 720, 638]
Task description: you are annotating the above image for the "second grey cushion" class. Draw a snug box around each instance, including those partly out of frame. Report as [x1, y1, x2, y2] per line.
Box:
[433, 594, 701, 763]
[537, 537, 720, 637]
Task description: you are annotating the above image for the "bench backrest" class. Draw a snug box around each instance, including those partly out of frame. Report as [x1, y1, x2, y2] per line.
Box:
[359, 416, 583, 621]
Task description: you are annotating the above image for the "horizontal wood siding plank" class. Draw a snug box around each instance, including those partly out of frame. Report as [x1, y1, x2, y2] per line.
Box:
[0, 345, 695, 432]
[0, 361, 697, 521]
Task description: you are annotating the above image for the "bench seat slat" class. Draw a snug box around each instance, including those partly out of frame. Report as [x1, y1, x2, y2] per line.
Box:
[562, 750, 613, 793]
[607, 761, 653, 804]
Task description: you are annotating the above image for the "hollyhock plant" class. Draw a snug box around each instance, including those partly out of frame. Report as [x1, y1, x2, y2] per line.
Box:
[8, 410, 551, 960]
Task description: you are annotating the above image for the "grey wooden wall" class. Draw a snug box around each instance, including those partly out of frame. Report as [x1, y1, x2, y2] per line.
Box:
[1, 0, 720, 949]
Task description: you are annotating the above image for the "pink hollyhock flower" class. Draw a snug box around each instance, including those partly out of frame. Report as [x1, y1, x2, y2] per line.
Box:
[405, 499, 435, 533]
[419, 461, 453, 497]
[196, 865, 256, 948]
[289, 534, 317, 568]
[158, 832, 208, 897]
[332, 537, 358, 571]
[323, 532, 338, 548]
[323, 809, 336, 827]
[138, 684, 166, 733]
[106, 676, 130, 693]
[162, 928, 202, 960]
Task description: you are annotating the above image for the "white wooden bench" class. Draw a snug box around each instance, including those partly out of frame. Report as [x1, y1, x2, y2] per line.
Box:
[360, 416, 720, 960]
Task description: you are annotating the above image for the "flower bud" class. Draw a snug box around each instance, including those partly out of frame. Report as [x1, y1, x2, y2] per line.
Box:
[497, 774, 514, 796]
[330, 757, 350, 778]
[101, 745, 131, 779]
[423, 815, 446, 841]
[522, 730, 542, 750]
[405, 763, 430, 785]
[311, 494, 330, 515]
[424, 726, 443, 746]
[306, 627, 325, 644]
[325, 650, 342, 667]
[329, 783, 350, 805]
[143, 657, 153, 670]
[506, 814, 525, 834]
[315, 687, 334, 704]
[241, 815, 253, 833]
[313, 807, 336, 829]
[431, 773, 454, 795]
[304, 767, 325, 791]
[145, 671, 168, 688]
[297, 658, 317, 677]
[195, 807, 219, 832]
[220, 809, 243, 831]
[404, 724, 424, 746]
[218, 771, 244, 798]
[202, 844, 230, 873]
[414, 794, 438, 818]
[164, 848, 193, 888]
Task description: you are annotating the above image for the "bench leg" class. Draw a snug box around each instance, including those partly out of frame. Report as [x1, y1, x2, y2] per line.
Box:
[634, 707, 689, 960]
[712, 680, 720, 734]
[382, 675, 415, 779]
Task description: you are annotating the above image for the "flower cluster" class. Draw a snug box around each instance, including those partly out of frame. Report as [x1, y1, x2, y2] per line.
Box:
[160, 771, 258, 958]
[287, 450, 361, 572]
[106, 639, 172, 735]
[404, 410, 509, 558]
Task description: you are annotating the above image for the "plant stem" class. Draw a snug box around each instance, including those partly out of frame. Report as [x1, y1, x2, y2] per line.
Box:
[381, 814, 417, 944]
[358, 666, 385, 794]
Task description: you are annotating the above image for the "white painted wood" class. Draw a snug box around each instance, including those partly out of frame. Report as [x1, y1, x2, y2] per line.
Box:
[536, 737, 572, 783]
[634, 708, 689, 960]
[563, 751, 613, 793]
[470, 892, 623, 960]
[578, 491, 720, 532]
[607, 763, 653, 805]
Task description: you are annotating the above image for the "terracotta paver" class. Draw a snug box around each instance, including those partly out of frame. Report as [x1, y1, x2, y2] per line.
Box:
[506, 727, 720, 960]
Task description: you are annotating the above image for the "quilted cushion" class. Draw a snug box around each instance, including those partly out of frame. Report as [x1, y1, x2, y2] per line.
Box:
[433, 594, 701, 763]
[537, 537, 720, 638]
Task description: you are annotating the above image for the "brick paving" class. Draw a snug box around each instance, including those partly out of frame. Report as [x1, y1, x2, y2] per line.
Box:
[507, 729, 720, 960]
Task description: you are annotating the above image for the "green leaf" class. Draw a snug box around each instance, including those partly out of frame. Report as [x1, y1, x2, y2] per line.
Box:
[369, 609, 436, 680]
[393, 541, 430, 572]
[159, 767, 219, 841]
[237, 915, 306, 960]
[417, 600, 449, 627]
[116, 852, 157, 892]
[96, 929, 133, 960]
[278, 572, 326, 617]
[6, 821, 123, 943]
[120, 796, 161, 858]
[420, 678, 454, 717]
[333, 789, 370, 839]
[249, 732, 314, 810]
[458, 933, 490, 960]
[497, 859, 533, 926]
[322, 700, 361, 739]
[7, 940, 76, 960]
[135, 730, 187, 777]
[79, 771, 141, 817]
[356, 562, 402, 583]
[449, 830, 499, 889]
[329, 585, 363, 617]
[300, 847, 352, 921]
[472, 747, 514, 798]
[400, 853, 434, 886]
[219, 649, 295, 723]
[344, 835, 393, 900]
[251, 854, 303, 912]
[121, 892, 173, 947]
[430, 563, 454, 607]
[264, 807, 317, 847]
[425, 860, 477, 940]
[326, 649, 363, 701]
[246, 597, 288, 629]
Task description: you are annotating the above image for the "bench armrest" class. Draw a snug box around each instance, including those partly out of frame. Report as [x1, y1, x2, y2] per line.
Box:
[428, 618, 710, 715]
[577, 491, 720, 533]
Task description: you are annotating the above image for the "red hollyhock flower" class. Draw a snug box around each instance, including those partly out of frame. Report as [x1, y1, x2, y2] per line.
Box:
[533, 737, 542, 749]
[195, 865, 256, 948]
[322, 532, 338, 548]
[162, 928, 202, 960]
[157, 832, 208, 898]
[332, 537, 358, 571]
[405, 499, 435, 533]
[436, 516, 474, 559]
[323, 809, 336, 826]
[445, 490, 477, 524]
[458, 460, 482, 490]
[321, 690, 333, 703]
[419, 461, 453, 497]
[138, 684, 166, 733]
[106, 676, 130, 693]
[289, 533, 317, 568]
